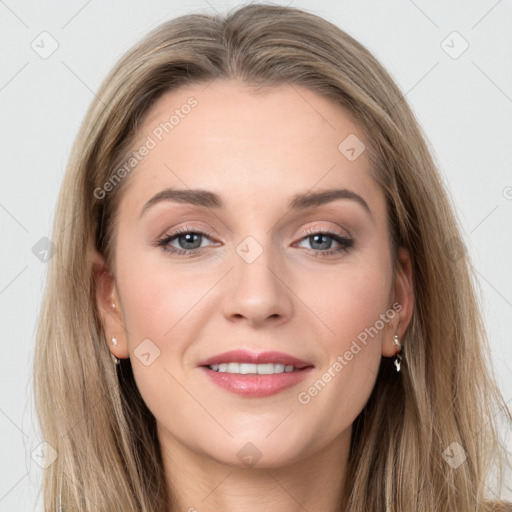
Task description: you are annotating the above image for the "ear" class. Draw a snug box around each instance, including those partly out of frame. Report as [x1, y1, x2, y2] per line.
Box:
[91, 250, 129, 360]
[382, 246, 414, 357]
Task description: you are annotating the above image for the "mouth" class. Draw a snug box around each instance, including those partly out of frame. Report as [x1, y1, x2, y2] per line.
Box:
[197, 350, 314, 398]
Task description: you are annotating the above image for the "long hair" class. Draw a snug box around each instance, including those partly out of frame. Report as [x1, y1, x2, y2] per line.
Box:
[34, 4, 511, 510]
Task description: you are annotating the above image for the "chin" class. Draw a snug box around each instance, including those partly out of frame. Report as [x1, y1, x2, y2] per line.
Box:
[204, 433, 311, 470]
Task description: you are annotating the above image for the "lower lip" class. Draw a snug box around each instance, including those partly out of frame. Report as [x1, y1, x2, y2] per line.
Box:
[199, 366, 314, 398]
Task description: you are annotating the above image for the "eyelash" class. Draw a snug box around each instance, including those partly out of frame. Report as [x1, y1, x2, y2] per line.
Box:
[156, 224, 353, 258]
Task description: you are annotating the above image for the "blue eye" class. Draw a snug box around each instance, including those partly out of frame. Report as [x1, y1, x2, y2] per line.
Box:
[296, 231, 353, 255]
[157, 228, 215, 256]
[156, 227, 353, 257]
[294, 229, 354, 257]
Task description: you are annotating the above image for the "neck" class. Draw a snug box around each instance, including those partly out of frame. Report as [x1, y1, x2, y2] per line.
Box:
[159, 425, 351, 512]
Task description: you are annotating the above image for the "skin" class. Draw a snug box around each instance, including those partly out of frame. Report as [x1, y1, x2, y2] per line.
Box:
[93, 80, 414, 512]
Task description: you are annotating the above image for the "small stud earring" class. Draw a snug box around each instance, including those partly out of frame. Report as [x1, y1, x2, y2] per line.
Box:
[393, 333, 401, 349]
[110, 338, 120, 365]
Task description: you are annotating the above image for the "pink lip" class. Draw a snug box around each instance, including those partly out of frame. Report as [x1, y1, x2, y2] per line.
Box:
[197, 349, 313, 369]
[198, 350, 314, 398]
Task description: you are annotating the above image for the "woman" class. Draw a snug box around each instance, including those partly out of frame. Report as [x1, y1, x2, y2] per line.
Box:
[33, 4, 511, 511]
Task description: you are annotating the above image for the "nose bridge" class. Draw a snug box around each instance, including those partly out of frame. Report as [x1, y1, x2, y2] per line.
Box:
[223, 233, 292, 325]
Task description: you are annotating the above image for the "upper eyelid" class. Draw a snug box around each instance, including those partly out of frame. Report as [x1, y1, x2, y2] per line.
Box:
[162, 223, 350, 235]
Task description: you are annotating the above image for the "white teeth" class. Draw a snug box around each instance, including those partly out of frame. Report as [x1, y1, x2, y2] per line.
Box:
[208, 363, 298, 374]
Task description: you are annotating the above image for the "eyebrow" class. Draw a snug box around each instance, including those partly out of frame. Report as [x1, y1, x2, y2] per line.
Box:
[139, 187, 373, 219]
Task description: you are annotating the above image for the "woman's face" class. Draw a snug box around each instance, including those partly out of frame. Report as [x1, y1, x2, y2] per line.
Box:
[96, 79, 413, 469]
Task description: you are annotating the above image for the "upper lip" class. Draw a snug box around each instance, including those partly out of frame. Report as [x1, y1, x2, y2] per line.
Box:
[198, 350, 314, 369]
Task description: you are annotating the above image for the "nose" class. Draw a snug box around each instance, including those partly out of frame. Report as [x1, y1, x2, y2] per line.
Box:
[221, 241, 293, 328]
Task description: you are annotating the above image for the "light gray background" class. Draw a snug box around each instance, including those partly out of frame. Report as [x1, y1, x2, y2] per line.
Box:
[1, 0, 511, 509]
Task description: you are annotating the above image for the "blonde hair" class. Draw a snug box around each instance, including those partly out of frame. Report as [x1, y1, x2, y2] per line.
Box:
[34, 4, 511, 511]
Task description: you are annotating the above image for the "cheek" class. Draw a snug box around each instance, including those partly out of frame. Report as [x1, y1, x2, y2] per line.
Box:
[114, 245, 218, 404]
[114, 257, 205, 423]
[308, 258, 392, 346]
[116, 245, 207, 345]
[303, 257, 392, 399]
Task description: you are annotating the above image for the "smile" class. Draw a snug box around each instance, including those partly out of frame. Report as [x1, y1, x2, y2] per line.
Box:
[208, 363, 299, 374]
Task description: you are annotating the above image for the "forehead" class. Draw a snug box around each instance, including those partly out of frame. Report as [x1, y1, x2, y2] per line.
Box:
[120, 79, 385, 219]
